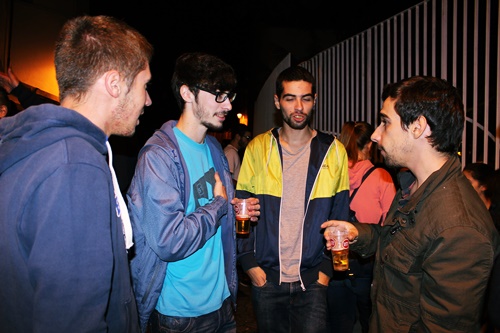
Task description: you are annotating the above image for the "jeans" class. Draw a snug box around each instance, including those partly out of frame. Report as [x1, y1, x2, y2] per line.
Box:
[252, 280, 330, 333]
[149, 297, 236, 333]
[327, 273, 372, 333]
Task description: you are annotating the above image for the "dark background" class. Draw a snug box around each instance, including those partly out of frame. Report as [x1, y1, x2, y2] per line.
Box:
[89, 0, 422, 143]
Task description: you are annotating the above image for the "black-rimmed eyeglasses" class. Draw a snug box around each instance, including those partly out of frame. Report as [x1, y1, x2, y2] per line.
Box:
[196, 86, 236, 103]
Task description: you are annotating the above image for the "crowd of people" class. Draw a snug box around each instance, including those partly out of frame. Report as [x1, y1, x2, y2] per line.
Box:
[0, 14, 499, 333]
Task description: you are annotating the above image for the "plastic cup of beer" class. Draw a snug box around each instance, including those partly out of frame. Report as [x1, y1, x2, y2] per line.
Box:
[235, 199, 251, 236]
[327, 226, 349, 271]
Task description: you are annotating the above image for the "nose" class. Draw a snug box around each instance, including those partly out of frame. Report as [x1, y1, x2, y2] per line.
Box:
[223, 98, 233, 111]
[295, 99, 304, 111]
[371, 124, 381, 143]
[145, 91, 152, 107]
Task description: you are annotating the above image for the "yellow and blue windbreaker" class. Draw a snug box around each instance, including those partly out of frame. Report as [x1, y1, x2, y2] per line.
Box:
[236, 127, 350, 288]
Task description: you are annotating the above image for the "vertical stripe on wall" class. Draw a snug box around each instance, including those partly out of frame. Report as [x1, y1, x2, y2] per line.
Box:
[299, 0, 499, 168]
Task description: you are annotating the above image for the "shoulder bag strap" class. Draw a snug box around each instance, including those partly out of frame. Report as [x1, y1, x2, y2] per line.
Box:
[349, 166, 378, 203]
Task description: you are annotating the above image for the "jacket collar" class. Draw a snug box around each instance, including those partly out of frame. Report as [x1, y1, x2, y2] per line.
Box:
[398, 155, 461, 215]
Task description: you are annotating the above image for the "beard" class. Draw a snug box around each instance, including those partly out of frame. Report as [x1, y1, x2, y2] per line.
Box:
[195, 105, 226, 131]
[378, 144, 409, 169]
[202, 120, 224, 131]
[112, 94, 138, 137]
[382, 154, 403, 168]
[282, 108, 313, 130]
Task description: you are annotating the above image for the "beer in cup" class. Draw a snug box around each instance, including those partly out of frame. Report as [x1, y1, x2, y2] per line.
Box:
[327, 226, 349, 271]
[234, 199, 250, 235]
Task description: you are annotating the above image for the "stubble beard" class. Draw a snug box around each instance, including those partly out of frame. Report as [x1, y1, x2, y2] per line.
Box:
[282, 109, 312, 130]
[195, 105, 224, 132]
[379, 141, 410, 169]
[113, 95, 137, 137]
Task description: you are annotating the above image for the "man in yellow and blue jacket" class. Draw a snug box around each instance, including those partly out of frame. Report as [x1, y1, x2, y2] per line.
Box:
[236, 65, 350, 333]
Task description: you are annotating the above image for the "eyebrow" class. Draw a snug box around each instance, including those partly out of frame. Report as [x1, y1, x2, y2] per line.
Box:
[282, 93, 314, 98]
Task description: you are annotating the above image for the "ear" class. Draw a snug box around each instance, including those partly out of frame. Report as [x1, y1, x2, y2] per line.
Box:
[410, 115, 428, 139]
[274, 94, 280, 109]
[0, 105, 7, 118]
[180, 85, 194, 103]
[104, 70, 121, 98]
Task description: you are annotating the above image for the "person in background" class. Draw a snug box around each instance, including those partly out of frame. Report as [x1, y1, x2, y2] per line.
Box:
[488, 168, 500, 333]
[0, 15, 153, 332]
[322, 76, 499, 332]
[224, 123, 252, 187]
[492, 168, 500, 232]
[0, 87, 11, 118]
[463, 163, 500, 333]
[127, 52, 260, 333]
[236, 65, 350, 333]
[463, 162, 499, 232]
[328, 121, 396, 333]
[0, 66, 58, 110]
[223, 122, 253, 287]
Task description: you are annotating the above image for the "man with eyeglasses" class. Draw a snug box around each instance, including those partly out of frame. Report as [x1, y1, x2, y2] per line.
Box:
[224, 123, 252, 187]
[127, 52, 260, 333]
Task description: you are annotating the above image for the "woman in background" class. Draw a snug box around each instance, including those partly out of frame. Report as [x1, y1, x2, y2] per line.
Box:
[328, 121, 396, 333]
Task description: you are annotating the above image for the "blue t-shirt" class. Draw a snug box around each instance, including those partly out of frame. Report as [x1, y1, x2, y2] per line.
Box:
[156, 127, 229, 317]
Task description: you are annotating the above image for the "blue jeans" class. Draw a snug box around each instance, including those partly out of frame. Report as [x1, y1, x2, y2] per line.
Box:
[149, 297, 236, 333]
[252, 280, 330, 333]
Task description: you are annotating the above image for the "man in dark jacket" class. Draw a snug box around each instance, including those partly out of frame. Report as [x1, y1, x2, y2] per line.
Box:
[0, 15, 153, 332]
[322, 76, 500, 332]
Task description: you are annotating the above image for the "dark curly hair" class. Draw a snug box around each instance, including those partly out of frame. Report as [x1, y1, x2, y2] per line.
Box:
[381, 76, 464, 155]
[171, 52, 237, 110]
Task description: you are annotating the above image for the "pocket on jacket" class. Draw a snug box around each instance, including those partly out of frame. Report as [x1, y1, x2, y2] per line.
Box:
[380, 228, 424, 274]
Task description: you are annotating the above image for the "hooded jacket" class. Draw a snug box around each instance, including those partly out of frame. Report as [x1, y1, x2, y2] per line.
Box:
[352, 156, 500, 332]
[0, 104, 139, 332]
[127, 120, 237, 332]
[236, 128, 350, 288]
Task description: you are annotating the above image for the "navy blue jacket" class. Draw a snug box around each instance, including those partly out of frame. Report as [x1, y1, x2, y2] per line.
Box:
[0, 104, 139, 332]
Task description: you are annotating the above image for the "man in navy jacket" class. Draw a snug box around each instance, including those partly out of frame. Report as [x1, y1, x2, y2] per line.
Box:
[0, 15, 153, 332]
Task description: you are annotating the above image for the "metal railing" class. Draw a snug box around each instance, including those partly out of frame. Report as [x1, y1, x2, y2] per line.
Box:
[300, 0, 499, 168]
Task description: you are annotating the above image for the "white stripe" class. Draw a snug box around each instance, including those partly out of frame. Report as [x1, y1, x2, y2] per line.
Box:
[106, 141, 133, 250]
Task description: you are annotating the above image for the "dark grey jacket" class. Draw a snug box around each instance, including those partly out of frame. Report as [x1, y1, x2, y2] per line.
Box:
[352, 156, 500, 332]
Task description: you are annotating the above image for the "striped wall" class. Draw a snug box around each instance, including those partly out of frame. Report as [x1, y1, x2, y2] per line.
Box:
[299, 0, 500, 168]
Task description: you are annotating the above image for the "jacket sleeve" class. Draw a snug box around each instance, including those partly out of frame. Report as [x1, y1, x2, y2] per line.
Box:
[127, 145, 226, 262]
[235, 141, 259, 271]
[11, 82, 59, 109]
[328, 138, 350, 222]
[25, 163, 113, 332]
[350, 222, 380, 258]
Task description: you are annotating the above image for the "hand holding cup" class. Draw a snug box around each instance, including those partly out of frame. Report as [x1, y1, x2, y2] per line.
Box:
[234, 198, 251, 235]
